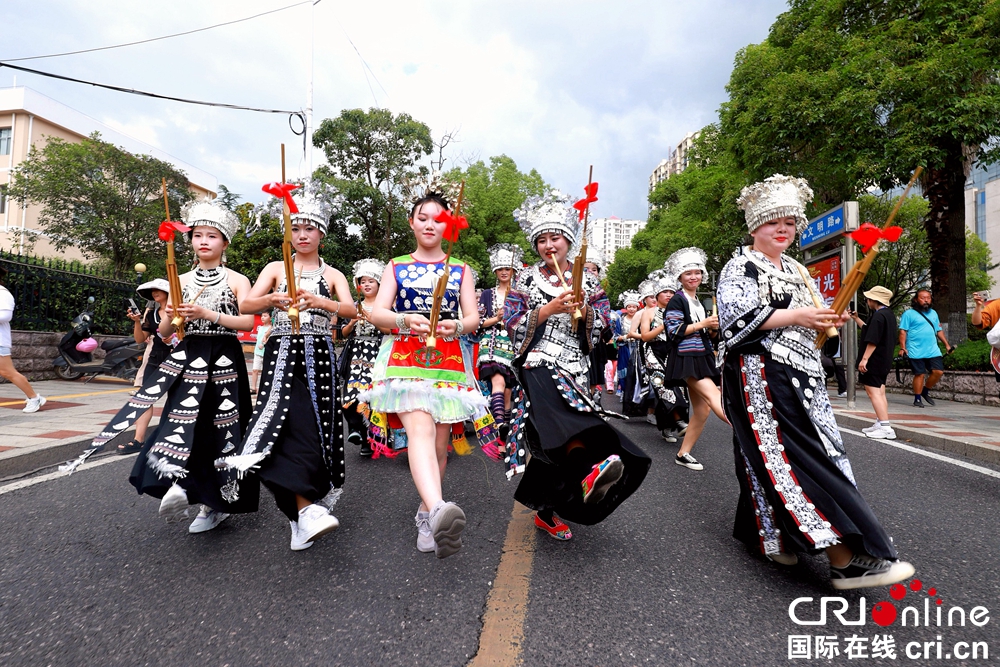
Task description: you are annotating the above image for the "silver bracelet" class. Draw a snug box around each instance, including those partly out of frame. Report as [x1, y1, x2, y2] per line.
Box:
[395, 313, 406, 330]
[213, 311, 221, 324]
[455, 319, 464, 335]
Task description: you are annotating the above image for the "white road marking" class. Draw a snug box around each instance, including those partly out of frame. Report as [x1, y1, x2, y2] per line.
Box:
[841, 427, 1000, 480]
[0, 455, 133, 496]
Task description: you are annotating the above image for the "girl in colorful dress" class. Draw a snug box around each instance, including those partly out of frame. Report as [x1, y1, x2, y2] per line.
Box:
[663, 247, 729, 471]
[622, 279, 657, 419]
[478, 243, 523, 434]
[581, 245, 613, 402]
[250, 311, 271, 394]
[361, 186, 485, 558]
[505, 190, 651, 541]
[341, 258, 389, 458]
[614, 291, 640, 397]
[222, 187, 358, 551]
[66, 201, 258, 534]
[719, 174, 914, 588]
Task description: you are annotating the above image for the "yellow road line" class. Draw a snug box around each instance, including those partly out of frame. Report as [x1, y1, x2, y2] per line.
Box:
[0, 387, 134, 408]
[469, 501, 537, 667]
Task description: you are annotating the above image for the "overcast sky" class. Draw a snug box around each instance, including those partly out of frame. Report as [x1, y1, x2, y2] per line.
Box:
[3, 0, 789, 221]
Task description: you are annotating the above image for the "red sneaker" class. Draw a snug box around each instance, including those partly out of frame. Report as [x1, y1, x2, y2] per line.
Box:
[534, 513, 572, 540]
[581, 454, 624, 504]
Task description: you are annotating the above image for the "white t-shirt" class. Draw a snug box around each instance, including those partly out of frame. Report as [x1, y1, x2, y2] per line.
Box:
[685, 293, 706, 323]
[0, 286, 14, 349]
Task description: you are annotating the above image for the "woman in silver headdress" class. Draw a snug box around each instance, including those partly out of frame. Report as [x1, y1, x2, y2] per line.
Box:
[613, 291, 641, 397]
[662, 247, 730, 471]
[66, 201, 261, 534]
[718, 174, 914, 589]
[478, 243, 523, 433]
[638, 271, 690, 441]
[505, 190, 651, 541]
[341, 258, 390, 458]
[222, 185, 358, 551]
[621, 278, 657, 418]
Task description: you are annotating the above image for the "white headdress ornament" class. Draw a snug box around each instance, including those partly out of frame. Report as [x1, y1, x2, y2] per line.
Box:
[513, 190, 583, 252]
[352, 258, 386, 285]
[665, 247, 708, 280]
[583, 241, 608, 279]
[181, 200, 239, 242]
[488, 243, 525, 273]
[620, 290, 641, 308]
[737, 174, 814, 233]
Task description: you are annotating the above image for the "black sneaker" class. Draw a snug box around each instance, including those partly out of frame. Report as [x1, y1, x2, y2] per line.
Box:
[921, 391, 936, 406]
[359, 440, 373, 457]
[347, 431, 363, 447]
[830, 555, 915, 590]
[912, 396, 924, 408]
[675, 453, 703, 471]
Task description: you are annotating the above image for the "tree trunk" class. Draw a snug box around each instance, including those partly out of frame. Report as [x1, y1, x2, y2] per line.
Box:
[922, 143, 969, 343]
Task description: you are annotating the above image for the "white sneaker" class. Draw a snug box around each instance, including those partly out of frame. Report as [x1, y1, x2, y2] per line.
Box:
[188, 505, 229, 533]
[23, 395, 46, 413]
[831, 556, 915, 590]
[158, 483, 191, 523]
[861, 423, 880, 434]
[866, 425, 897, 440]
[415, 509, 434, 553]
[296, 504, 339, 545]
[289, 520, 314, 551]
[645, 413, 657, 425]
[429, 500, 466, 559]
[837, 392, 848, 398]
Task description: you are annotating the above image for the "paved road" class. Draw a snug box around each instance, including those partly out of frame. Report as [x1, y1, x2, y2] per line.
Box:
[1, 399, 998, 666]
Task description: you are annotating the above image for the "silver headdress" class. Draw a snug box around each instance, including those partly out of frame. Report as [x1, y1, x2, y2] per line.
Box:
[181, 200, 239, 242]
[402, 171, 463, 210]
[620, 290, 641, 308]
[665, 247, 708, 280]
[638, 279, 658, 301]
[488, 243, 524, 273]
[736, 174, 814, 233]
[513, 190, 583, 252]
[581, 240, 608, 279]
[352, 258, 386, 285]
[648, 268, 679, 295]
[258, 178, 345, 235]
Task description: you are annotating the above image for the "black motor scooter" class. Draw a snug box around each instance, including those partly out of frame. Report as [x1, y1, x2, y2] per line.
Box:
[52, 297, 144, 382]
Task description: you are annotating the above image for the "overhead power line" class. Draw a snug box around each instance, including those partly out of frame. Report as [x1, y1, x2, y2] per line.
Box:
[0, 61, 303, 116]
[0, 1, 313, 62]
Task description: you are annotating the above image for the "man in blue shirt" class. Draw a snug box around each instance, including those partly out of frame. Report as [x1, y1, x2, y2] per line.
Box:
[898, 289, 953, 407]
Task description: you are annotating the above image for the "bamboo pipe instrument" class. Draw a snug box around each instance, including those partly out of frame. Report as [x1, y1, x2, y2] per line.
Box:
[815, 166, 922, 348]
[161, 179, 186, 338]
[279, 144, 299, 335]
[569, 165, 594, 331]
[425, 181, 466, 349]
[548, 251, 583, 321]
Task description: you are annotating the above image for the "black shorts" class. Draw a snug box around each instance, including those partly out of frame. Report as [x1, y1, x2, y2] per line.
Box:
[908, 356, 944, 375]
[859, 369, 889, 388]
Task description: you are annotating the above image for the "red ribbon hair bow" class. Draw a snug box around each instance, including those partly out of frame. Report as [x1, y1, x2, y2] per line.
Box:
[158, 220, 191, 242]
[434, 209, 469, 243]
[848, 222, 904, 254]
[262, 182, 300, 214]
[573, 182, 599, 220]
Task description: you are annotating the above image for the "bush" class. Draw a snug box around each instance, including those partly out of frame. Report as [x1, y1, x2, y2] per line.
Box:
[942, 339, 994, 371]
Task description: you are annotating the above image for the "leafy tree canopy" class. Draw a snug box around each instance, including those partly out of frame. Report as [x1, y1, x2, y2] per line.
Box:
[444, 155, 547, 287]
[313, 108, 433, 259]
[7, 132, 193, 278]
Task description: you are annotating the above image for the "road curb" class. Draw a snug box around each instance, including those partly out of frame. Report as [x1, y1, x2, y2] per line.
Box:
[835, 412, 1000, 467]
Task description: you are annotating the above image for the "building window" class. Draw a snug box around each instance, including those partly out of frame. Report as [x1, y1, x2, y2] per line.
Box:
[0, 128, 11, 155]
[0, 185, 6, 214]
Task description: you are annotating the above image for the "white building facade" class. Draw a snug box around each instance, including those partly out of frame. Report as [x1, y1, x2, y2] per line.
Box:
[590, 216, 647, 264]
[965, 161, 1000, 294]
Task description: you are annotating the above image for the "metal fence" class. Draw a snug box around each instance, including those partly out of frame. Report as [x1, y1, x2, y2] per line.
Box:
[0, 250, 136, 335]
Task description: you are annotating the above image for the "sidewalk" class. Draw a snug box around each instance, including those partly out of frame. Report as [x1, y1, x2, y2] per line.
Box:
[830, 391, 1000, 466]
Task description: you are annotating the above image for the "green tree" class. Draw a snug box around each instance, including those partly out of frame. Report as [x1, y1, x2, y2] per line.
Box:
[856, 194, 931, 314]
[966, 229, 998, 294]
[312, 108, 433, 260]
[444, 155, 547, 286]
[720, 0, 1000, 342]
[7, 132, 192, 278]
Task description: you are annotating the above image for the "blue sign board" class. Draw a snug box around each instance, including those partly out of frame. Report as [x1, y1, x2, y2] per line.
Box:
[800, 205, 845, 250]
